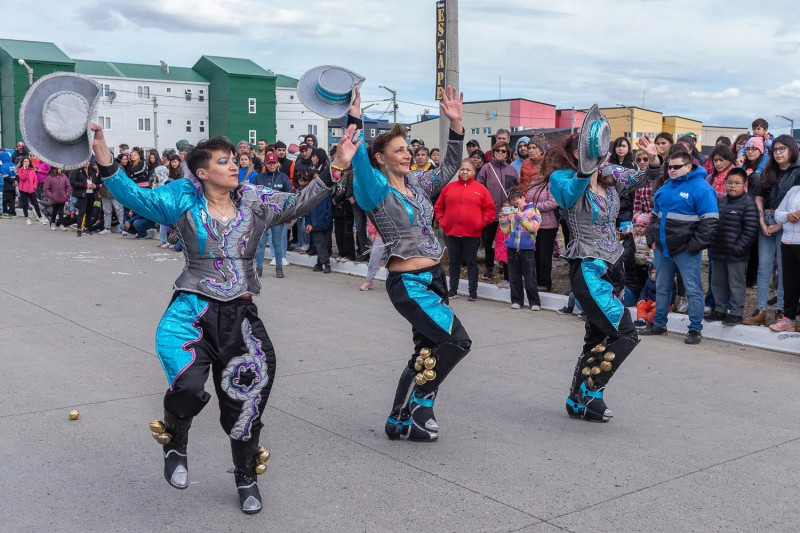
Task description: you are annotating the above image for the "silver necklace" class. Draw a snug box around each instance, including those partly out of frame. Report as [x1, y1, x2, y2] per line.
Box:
[207, 201, 233, 222]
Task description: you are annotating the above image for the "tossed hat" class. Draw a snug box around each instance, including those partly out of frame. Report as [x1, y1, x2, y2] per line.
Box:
[577, 104, 611, 174]
[264, 152, 279, 164]
[288, 143, 299, 154]
[297, 65, 365, 119]
[19, 72, 100, 170]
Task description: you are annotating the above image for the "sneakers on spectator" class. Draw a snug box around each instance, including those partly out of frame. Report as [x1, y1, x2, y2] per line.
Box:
[256, 267, 263, 277]
[360, 281, 373, 291]
[312, 263, 323, 272]
[722, 314, 742, 326]
[283, 258, 290, 266]
[767, 295, 778, 306]
[497, 280, 510, 289]
[269, 258, 276, 266]
[510, 303, 521, 309]
[275, 267, 284, 278]
[684, 330, 702, 344]
[675, 297, 688, 314]
[61, 225, 68, 231]
[640, 324, 668, 336]
[41, 217, 48, 225]
[467, 295, 477, 302]
[557, 306, 573, 315]
[703, 306, 712, 314]
[98, 229, 111, 235]
[704, 310, 726, 322]
[481, 270, 493, 280]
[323, 263, 332, 274]
[447, 290, 458, 299]
[51, 225, 57, 231]
[26, 218, 32, 225]
[634, 318, 647, 328]
[769, 317, 797, 332]
[530, 305, 541, 311]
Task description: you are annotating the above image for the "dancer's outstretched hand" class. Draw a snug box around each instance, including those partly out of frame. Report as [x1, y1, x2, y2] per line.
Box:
[636, 136, 659, 165]
[347, 87, 362, 119]
[332, 124, 363, 169]
[90, 124, 113, 166]
[439, 85, 464, 133]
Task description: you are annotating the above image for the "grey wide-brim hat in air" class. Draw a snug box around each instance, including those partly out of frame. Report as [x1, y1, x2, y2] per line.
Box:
[297, 65, 365, 119]
[20, 72, 100, 170]
[577, 104, 611, 174]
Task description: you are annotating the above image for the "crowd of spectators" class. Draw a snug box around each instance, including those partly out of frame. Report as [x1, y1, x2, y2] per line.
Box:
[2, 116, 799, 336]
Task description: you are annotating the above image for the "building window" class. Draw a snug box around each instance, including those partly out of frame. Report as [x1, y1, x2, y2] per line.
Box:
[289, 95, 295, 100]
[370, 129, 376, 137]
[199, 89, 205, 102]
[166, 119, 172, 125]
[97, 116, 111, 130]
[166, 87, 172, 93]
[249, 98, 256, 114]
[137, 85, 150, 99]
[249, 130, 257, 145]
[185, 89, 192, 101]
[199, 120, 206, 133]
[471, 128, 479, 135]
[483, 127, 492, 134]
[137, 118, 151, 131]
[186, 120, 192, 133]
[290, 124, 294, 129]
[101, 84, 110, 97]
[307, 124, 317, 135]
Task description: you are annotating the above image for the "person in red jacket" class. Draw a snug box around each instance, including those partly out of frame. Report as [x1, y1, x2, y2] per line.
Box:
[434, 158, 496, 300]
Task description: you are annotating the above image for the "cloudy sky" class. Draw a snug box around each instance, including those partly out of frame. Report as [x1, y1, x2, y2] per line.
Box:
[10, 0, 800, 131]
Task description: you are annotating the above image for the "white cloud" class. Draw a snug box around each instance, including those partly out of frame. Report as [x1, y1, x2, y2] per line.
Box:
[768, 80, 800, 99]
[688, 88, 741, 99]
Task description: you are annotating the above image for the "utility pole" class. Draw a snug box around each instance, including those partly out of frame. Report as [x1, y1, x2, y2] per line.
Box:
[776, 114, 794, 137]
[571, 106, 576, 135]
[152, 96, 159, 150]
[616, 102, 634, 139]
[437, 0, 459, 151]
[379, 85, 397, 124]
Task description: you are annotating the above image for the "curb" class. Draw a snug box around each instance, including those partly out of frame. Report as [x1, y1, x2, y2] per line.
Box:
[279, 250, 800, 356]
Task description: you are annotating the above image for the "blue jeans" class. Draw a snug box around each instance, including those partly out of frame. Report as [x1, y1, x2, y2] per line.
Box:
[654, 249, 704, 331]
[296, 220, 310, 248]
[256, 225, 285, 268]
[269, 223, 287, 261]
[756, 218, 783, 310]
[133, 218, 156, 238]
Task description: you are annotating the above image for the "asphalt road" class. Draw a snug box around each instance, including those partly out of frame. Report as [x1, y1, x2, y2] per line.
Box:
[1, 221, 798, 532]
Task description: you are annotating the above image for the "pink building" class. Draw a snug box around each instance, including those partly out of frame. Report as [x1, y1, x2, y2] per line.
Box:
[509, 99, 557, 130]
[555, 109, 587, 130]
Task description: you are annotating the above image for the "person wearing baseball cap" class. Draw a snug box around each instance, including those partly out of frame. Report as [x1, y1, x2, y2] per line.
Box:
[13, 141, 30, 165]
[254, 152, 293, 279]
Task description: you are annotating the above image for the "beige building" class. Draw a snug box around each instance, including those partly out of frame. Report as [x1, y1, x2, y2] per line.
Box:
[663, 116, 704, 148]
[598, 106, 663, 147]
[702, 125, 749, 149]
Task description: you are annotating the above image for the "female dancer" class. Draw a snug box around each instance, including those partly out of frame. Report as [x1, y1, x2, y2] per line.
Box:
[91, 124, 344, 513]
[335, 86, 468, 441]
[547, 130, 662, 422]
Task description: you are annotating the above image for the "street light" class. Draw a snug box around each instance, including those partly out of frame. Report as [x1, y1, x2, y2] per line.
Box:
[362, 102, 378, 117]
[378, 85, 397, 124]
[776, 114, 794, 138]
[616, 102, 634, 139]
[18, 58, 33, 87]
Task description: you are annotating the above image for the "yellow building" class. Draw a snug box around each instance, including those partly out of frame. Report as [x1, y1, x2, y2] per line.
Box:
[663, 116, 704, 148]
[598, 107, 664, 147]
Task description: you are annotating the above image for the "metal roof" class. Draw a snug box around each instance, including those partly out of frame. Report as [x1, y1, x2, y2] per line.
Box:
[275, 74, 298, 88]
[74, 59, 207, 83]
[0, 39, 72, 64]
[196, 56, 274, 77]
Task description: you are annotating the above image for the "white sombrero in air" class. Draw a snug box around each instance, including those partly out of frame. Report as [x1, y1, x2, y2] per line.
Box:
[297, 65, 365, 119]
[19, 72, 100, 170]
[577, 104, 611, 174]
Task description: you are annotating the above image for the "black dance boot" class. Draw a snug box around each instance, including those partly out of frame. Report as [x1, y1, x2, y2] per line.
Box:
[231, 437, 264, 514]
[157, 411, 192, 489]
[566, 337, 639, 422]
[385, 366, 416, 440]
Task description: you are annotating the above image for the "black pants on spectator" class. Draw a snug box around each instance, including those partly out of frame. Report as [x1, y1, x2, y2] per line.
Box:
[333, 213, 355, 260]
[534, 227, 558, 291]
[352, 202, 369, 256]
[19, 191, 41, 219]
[76, 194, 95, 230]
[50, 203, 66, 226]
[2, 190, 15, 215]
[481, 220, 499, 273]
[445, 235, 480, 297]
[312, 229, 333, 266]
[507, 248, 540, 307]
[781, 243, 800, 320]
[746, 239, 759, 287]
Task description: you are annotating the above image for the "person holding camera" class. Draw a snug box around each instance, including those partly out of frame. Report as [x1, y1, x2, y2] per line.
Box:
[499, 189, 542, 310]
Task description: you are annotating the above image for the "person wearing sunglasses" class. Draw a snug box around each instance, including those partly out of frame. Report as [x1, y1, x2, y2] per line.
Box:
[476, 141, 520, 280]
[641, 151, 719, 344]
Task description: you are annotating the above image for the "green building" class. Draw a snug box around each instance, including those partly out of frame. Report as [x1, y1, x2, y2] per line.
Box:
[0, 39, 75, 148]
[192, 56, 277, 144]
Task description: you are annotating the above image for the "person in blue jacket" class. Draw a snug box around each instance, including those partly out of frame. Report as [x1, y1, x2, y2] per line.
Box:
[642, 150, 719, 344]
[1, 150, 18, 218]
[305, 173, 334, 273]
[254, 152, 293, 278]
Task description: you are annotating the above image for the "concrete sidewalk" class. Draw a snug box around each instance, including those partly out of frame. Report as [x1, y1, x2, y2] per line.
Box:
[1, 221, 799, 532]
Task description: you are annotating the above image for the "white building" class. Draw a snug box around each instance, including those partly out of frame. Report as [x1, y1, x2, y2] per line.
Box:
[75, 60, 209, 155]
[275, 74, 327, 148]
